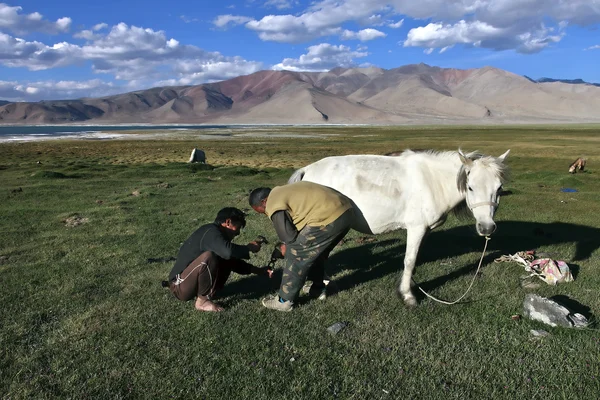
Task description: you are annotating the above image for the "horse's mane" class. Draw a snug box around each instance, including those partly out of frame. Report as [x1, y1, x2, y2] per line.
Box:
[394, 149, 509, 194]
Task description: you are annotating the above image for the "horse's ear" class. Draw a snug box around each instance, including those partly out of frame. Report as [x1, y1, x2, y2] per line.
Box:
[458, 149, 472, 166]
[497, 149, 510, 162]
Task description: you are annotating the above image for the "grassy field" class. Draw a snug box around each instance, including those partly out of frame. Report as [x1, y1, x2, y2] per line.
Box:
[1, 125, 599, 399]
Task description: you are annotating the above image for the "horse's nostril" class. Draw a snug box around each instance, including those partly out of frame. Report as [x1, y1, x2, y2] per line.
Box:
[477, 223, 496, 235]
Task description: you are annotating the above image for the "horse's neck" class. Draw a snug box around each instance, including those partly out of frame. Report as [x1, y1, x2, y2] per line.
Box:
[425, 154, 465, 211]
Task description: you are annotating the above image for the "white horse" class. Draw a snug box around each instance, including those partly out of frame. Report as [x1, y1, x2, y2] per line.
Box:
[288, 149, 510, 306]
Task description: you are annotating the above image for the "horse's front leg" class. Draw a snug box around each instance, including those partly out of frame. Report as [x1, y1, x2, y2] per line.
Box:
[399, 225, 427, 307]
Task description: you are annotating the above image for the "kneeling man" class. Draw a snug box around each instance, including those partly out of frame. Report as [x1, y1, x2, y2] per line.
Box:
[167, 207, 270, 312]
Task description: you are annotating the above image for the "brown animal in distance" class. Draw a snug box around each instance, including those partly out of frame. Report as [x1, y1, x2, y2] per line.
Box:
[569, 157, 586, 174]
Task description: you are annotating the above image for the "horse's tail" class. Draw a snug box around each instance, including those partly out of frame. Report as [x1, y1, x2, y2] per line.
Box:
[288, 167, 306, 184]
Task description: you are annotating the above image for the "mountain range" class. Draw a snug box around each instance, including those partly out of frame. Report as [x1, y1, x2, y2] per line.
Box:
[2, 64, 600, 125]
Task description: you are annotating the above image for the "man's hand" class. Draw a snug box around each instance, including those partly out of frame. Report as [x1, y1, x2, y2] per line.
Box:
[252, 266, 273, 277]
[247, 241, 262, 253]
[279, 243, 286, 257]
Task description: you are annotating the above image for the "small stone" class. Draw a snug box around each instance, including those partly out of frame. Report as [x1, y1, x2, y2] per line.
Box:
[132, 190, 141, 196]
[289, 357, 295, 362]
[530, 329, 550, 337]
[523, 294, 588, 328]
[521, 280, 541, 289]
[511, 314, 521, 321]
[327, 321, 349, 335]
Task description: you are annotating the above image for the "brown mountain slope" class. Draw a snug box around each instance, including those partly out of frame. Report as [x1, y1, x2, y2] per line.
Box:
[2, 64, 600, 124]
[361, 75, 488, 119]
[215, 81, 401, 124]
[450, 67, 599, 119]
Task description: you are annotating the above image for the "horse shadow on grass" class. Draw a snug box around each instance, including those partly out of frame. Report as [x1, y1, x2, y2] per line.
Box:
[218, 220, 600, 304]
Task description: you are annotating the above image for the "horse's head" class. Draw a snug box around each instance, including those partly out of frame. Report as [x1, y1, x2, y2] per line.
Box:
[457, 149, 510, 236]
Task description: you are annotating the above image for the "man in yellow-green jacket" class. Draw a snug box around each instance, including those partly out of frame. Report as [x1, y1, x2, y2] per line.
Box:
[249, 181, 354, 312]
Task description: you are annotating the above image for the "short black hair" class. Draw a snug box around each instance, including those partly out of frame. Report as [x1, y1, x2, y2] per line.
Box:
[249, 187, 271, 207]
[214, 207, 246, 228]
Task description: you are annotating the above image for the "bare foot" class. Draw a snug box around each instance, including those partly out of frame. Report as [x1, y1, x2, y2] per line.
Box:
[195, 296, 224, 312]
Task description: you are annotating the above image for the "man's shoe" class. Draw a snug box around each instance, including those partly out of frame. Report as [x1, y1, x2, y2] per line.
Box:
[262, 295, 293, 312]
[308, 284, 328, 300]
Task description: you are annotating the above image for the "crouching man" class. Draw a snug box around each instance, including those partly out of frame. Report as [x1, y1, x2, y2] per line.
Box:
[249, 181, 354, 312]
[167, 207, 270, 312]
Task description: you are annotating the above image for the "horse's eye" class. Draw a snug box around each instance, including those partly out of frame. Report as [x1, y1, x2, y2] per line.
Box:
[468, 186, 473, 192]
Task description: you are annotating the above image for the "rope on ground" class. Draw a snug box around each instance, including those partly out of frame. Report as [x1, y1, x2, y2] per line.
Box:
[412, 236, 490, 305]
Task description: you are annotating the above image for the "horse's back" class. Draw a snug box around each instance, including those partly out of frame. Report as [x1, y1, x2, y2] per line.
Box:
[299, 154, 414, 234]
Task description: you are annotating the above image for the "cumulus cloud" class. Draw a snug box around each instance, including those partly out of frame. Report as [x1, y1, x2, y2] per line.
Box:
[404, 19, 565, 53]
[586, 44, 600, 50]
[0, 79, 119, 102]
[388, 19, 404, 29]
[0, 33, 81, 70]
[235, 0, 600, 53]
[180, 15, 199, 23]
[213, 14, 253, 28]
[397, 0, 590, 53]
[341, 28, 386, 41]
[264, 0, 298, 9]
[0, 23, 264, 97]
[272, 43, 368, 71]
[74, 22, 109, 41]
[0, 3, 71, 35]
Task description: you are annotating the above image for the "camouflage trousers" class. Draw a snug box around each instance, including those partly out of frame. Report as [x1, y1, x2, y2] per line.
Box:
[279, 209, 353, 302]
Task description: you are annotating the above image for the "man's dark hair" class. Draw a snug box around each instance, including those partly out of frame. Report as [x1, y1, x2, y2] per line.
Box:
[214, 207, 246, 228]
[249, 187, 271, 207]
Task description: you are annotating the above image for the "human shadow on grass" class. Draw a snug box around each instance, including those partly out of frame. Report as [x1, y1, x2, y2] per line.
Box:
[216, 220, 600, 304]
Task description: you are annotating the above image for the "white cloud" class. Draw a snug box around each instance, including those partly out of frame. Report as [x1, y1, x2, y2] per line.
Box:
[404, 19, 566, 54]
[213, 14, 253, 28]
[0, 33, 81, 70]
[0, 3, 71, 35]
[0, 79, 118, 102]
[341, 28, 386, 41]
[388, 19, 404, 29]
[238, 0, 600, 53]
[405, 20, 505, 48]
[264, 0, 298, 9]
[74, 23, 109, 41]
[272, 43, 368, 71]
[244, 0, 391, 43]
[180, 15, 199, 23]
[585, 44, 600, 50]
[0, 23, 264, 94]
[93, 23, 108, 31]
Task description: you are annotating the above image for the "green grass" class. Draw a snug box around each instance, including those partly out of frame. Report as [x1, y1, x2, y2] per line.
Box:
[1, 125, 600, 399]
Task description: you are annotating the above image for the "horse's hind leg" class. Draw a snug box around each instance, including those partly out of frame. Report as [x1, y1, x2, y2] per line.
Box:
[399, 226, 427, 307]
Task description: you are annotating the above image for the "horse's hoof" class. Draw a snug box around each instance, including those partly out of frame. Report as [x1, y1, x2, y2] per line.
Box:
[403, 296, 417, 308]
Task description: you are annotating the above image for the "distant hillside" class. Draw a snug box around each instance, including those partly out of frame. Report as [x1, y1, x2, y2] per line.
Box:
[2, 64, 600, 125]
[0, 100, 10, 106]
[525, 76, 600, 87]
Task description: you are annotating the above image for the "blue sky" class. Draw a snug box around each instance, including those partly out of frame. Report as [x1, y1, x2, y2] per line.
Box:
[1, 0, 599, 101]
